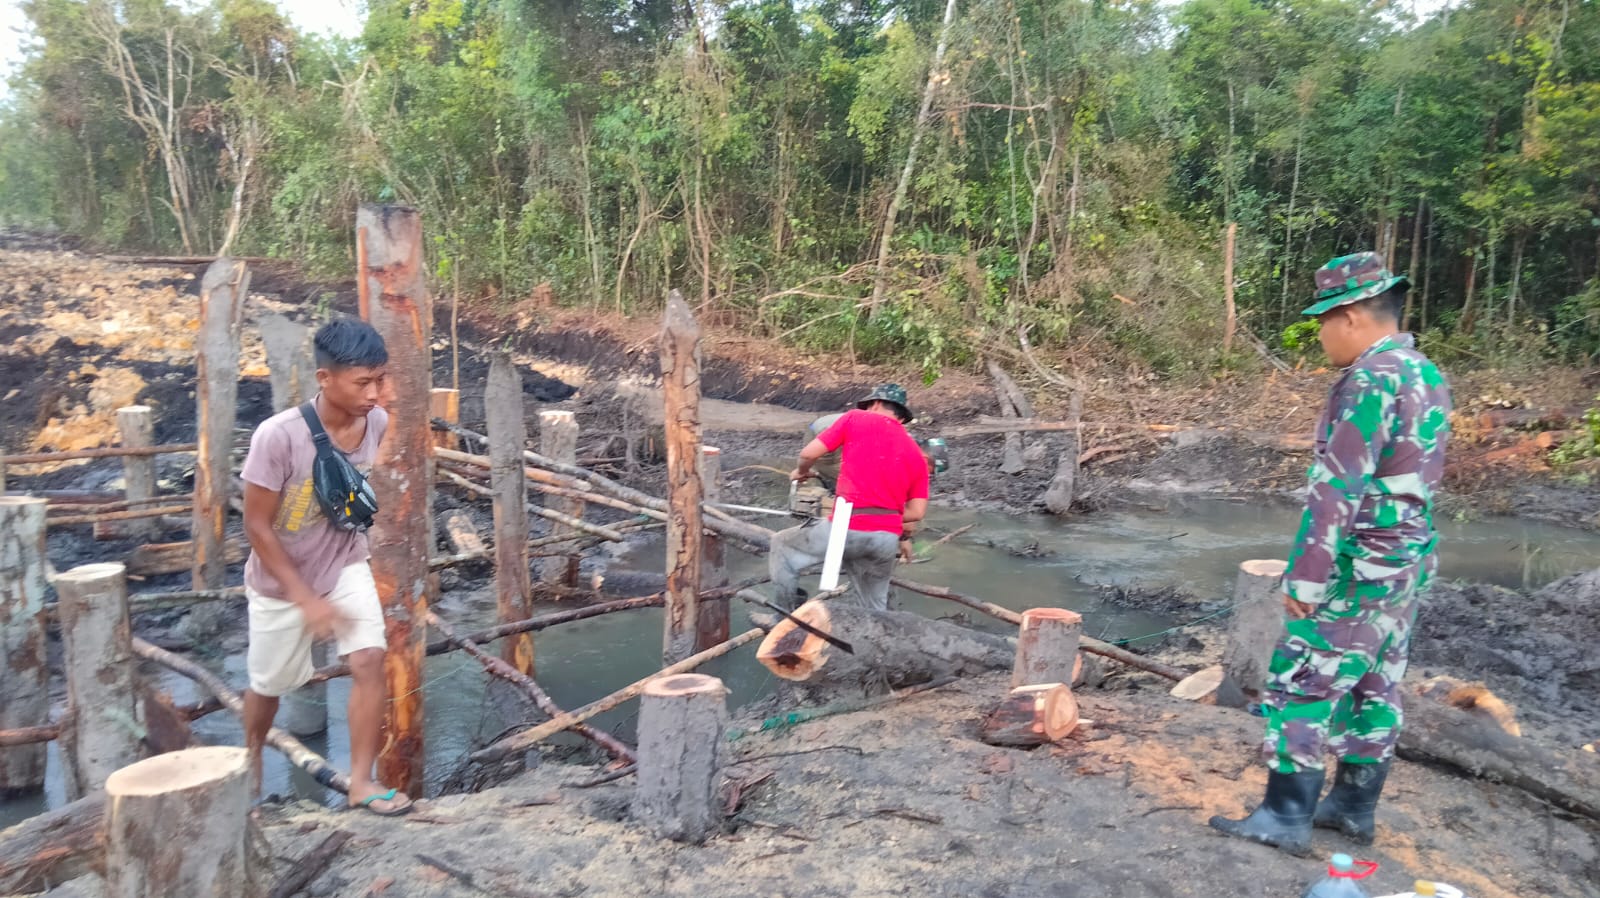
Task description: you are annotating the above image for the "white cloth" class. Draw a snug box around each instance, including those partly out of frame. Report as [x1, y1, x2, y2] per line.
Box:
[246, 562, 386, 697]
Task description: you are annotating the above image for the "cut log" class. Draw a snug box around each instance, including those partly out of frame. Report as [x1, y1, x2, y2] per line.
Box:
[101, 406, 157, 541]
[753, 596, 1013, 693]
[127, 538, 246, 576]
[539, 410, 582, 588]
[104, 746, 265, 898]
[660, 289, 705, 664]
[0, 444, 197, 465]
[1220, 559, 1287, 706]
[631, 674, 727, 843]
[55, 563, 143, 800]
[1169, 664, 1246, 707]
[486, 352, 533, 674]
[0, 498, 49, 796]
[979, 683, 1078, 746]
[1398, 687, 1600, 824]
[1011, 607, 1082, 689]
[1040, 390, 1083, 515]
[0, 791, 106, 894]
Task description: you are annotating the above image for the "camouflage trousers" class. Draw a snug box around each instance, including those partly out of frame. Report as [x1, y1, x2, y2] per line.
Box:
[1260, 561, 1431, 774]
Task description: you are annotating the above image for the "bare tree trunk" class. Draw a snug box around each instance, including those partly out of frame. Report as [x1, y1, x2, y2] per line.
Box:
[1404, 194, 1425, 329]
[869, 0, 960, 316]
[1222, 223, 1237, 355]
[1280, 129, 1304, 319]
[1508, 231, 1526, 325]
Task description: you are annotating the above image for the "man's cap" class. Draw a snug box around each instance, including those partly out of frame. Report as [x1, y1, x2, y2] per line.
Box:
[1302, 252, 1409, 317]
[857, 384, 912, 423]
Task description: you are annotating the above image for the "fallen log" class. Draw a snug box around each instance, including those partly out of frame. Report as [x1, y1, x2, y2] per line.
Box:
[440, 470, 625, 542]
[888, 577, 1192, 682]
[0, 725, 58, 747]
[0, 791, 105, 894]
[470, 628, 765, 764]
[47, 504, 192, 528]
[939, 418, 1180, 439]
[127, 538, 247, 577]
[425, 610, 635, 764]
[1397, 688, 1600, 823]
[1, 444, 197, 465]
[753, 596, 1013, 693]
[979, 683, 1078, 746]
[130, 638, 350, 793]
[47, 493, 195, 516]
[268, 830, 352, 898]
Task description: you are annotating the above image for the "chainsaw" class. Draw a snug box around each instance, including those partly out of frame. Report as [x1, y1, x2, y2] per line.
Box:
[788, 479, 831, 519]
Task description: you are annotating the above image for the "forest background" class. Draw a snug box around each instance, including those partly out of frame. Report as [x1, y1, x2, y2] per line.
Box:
[0, 0, 1596, 385]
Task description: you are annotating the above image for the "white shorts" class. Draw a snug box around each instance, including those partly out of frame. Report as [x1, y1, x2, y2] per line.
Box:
[246, 563, 387, 697]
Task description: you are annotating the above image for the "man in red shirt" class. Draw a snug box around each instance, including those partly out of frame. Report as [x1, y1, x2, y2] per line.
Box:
[771, 384, 930, 610]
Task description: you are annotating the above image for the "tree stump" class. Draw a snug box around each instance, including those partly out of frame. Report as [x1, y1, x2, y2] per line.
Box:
[1011, 607, 1082, 689]
[980, 683, 1078, 746]
[1221, 559, 1288, 706]
[486, 352, 533, 675]
[99, 407, 156, 542]
[104, 746, 264, 898]
[1169, 664, 1245, 707]
[631, 674, 727, 843]
[538, 410, 581, 588]
[55, 563, 143, 800]
[0, 497, 50, 796]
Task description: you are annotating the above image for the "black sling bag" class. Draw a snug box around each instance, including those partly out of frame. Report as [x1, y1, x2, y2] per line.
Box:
[297, 401, 380, 533]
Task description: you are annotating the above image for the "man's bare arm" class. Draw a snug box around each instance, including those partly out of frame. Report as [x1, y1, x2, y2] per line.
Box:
[243, 482, 345, 636]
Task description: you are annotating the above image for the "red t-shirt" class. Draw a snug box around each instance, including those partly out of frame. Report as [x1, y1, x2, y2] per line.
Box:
[816, 409, 930, 535]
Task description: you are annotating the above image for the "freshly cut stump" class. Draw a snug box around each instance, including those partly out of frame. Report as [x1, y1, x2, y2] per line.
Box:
[104, 745, 262, 898]
[980, 683, 1079, 747]
[1221, 559, 1288, 706]
[1011, 608, 1082, 689]
[55, 563, 142, 799]
[631, 674, 727, 843]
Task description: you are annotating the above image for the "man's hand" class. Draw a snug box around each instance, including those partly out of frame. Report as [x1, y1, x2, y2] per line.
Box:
[1282, 594, 1317, 620]
[292, 590, 349, 640]
[789, 467, 816, 483]
[898, 537, 914, 563]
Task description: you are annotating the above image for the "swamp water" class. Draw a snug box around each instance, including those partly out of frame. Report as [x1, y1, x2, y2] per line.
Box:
[4, 495, 1596, 826]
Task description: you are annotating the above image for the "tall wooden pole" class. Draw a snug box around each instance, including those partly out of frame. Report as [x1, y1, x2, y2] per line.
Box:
[1222, 222, 1238, 355]
[0, 497, 49, 796]
[486, 352, 533, 675]
[259, 313, 316, 412]
[538, 410, 581, 587]
[55, 562, 143, 800]
[696, 446, 729, 649]
[660, 289, 704, 664]
[193, 258, 249, 596]
[357, 204, 432, 795]
[429, 388, 461, 451]
[110, 406, 157, 542]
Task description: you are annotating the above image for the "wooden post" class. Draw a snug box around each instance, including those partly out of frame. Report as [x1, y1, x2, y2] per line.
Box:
[1011, 607, 1083, 689]
[105, 406, 156, 541]
[486, 352, 533, 675]
[192, 258, 249, 596]
[1222, 222, 1238, 355]
[54, 563, 142, 800]
[358, 203, 432, 795]
[430, 388, 460, 451]
[630, 673, 727, 843]
[259, 312, 316, 413]
[1221, 559, 1288, 707]
[0, 497, 49, 796]
[538, 410, 581, 587]
[660, 289, 703, 664]
[696, 446, 729, 649]
[104, 746, 264, 898]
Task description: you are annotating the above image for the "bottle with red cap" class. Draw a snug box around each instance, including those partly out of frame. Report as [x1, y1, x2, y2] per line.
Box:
[1303, 853, 1380, 898]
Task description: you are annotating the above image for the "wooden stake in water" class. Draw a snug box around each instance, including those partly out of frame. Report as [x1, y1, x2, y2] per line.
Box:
[0, 497, 50, 795]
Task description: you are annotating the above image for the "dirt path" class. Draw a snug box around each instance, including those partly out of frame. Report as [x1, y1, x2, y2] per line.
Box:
[238, 671, 1596, 898]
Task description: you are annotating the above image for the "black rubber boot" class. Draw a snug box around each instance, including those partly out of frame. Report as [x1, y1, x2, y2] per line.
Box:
[1313, 759, 1390, 845]
[1208, 768, 1325, 857]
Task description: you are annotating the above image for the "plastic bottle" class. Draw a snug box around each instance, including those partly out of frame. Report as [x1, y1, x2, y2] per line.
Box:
[1303, 853, 1379, 898]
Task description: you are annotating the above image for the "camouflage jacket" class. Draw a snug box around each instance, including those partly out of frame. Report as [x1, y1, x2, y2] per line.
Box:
[1282, 333, 1453, 604]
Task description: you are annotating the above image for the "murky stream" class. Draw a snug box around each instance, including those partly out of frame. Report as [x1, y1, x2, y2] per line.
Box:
[4, 495, 1596, 827]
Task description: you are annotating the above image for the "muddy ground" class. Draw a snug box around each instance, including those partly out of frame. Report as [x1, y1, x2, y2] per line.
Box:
[4, 236, 1600, 896]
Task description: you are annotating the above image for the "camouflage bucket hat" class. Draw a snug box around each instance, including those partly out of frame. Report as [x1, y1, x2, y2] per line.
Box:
[1302, 252, 1410, 317]
[857, 383, 913, 423]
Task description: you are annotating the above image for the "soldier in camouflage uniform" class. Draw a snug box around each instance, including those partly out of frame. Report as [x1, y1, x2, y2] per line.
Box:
[1210, 252, 1452, 856]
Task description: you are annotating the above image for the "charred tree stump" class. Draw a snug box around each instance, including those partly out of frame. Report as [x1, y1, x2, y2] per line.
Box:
[631, 674, 727, 843]
[1221, 559, 1288, 707]
[487, 352, 534, 674]
[98, 406, 157, 542]
[538, 410, 581, 588]
[1011, 607, 1082, 689]
[696, 446, 729, 649]
[0, 497, 49, 796]
[259, 313, 316, 413]
[980, 683, 1078, 746]
[660, 289, 704, 664]
[55, 563, 143, 800]
[359, 203, 433, 796]
[104, 746, 265, 898]
[192, 258, 249, 604]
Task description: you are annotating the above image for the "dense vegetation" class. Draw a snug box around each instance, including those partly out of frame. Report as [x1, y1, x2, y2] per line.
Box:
[2, 0, 1596, 377]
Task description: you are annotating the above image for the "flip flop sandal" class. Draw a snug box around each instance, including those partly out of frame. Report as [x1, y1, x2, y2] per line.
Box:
[353, 787, 413, 817]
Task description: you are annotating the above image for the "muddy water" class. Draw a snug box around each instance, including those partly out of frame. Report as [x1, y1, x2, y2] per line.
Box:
[4, 497, 1597, 827]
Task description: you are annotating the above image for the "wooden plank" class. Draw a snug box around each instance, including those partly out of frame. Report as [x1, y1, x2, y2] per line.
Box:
[358, 203, 433, 796]
[660, 289, 704, 664]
